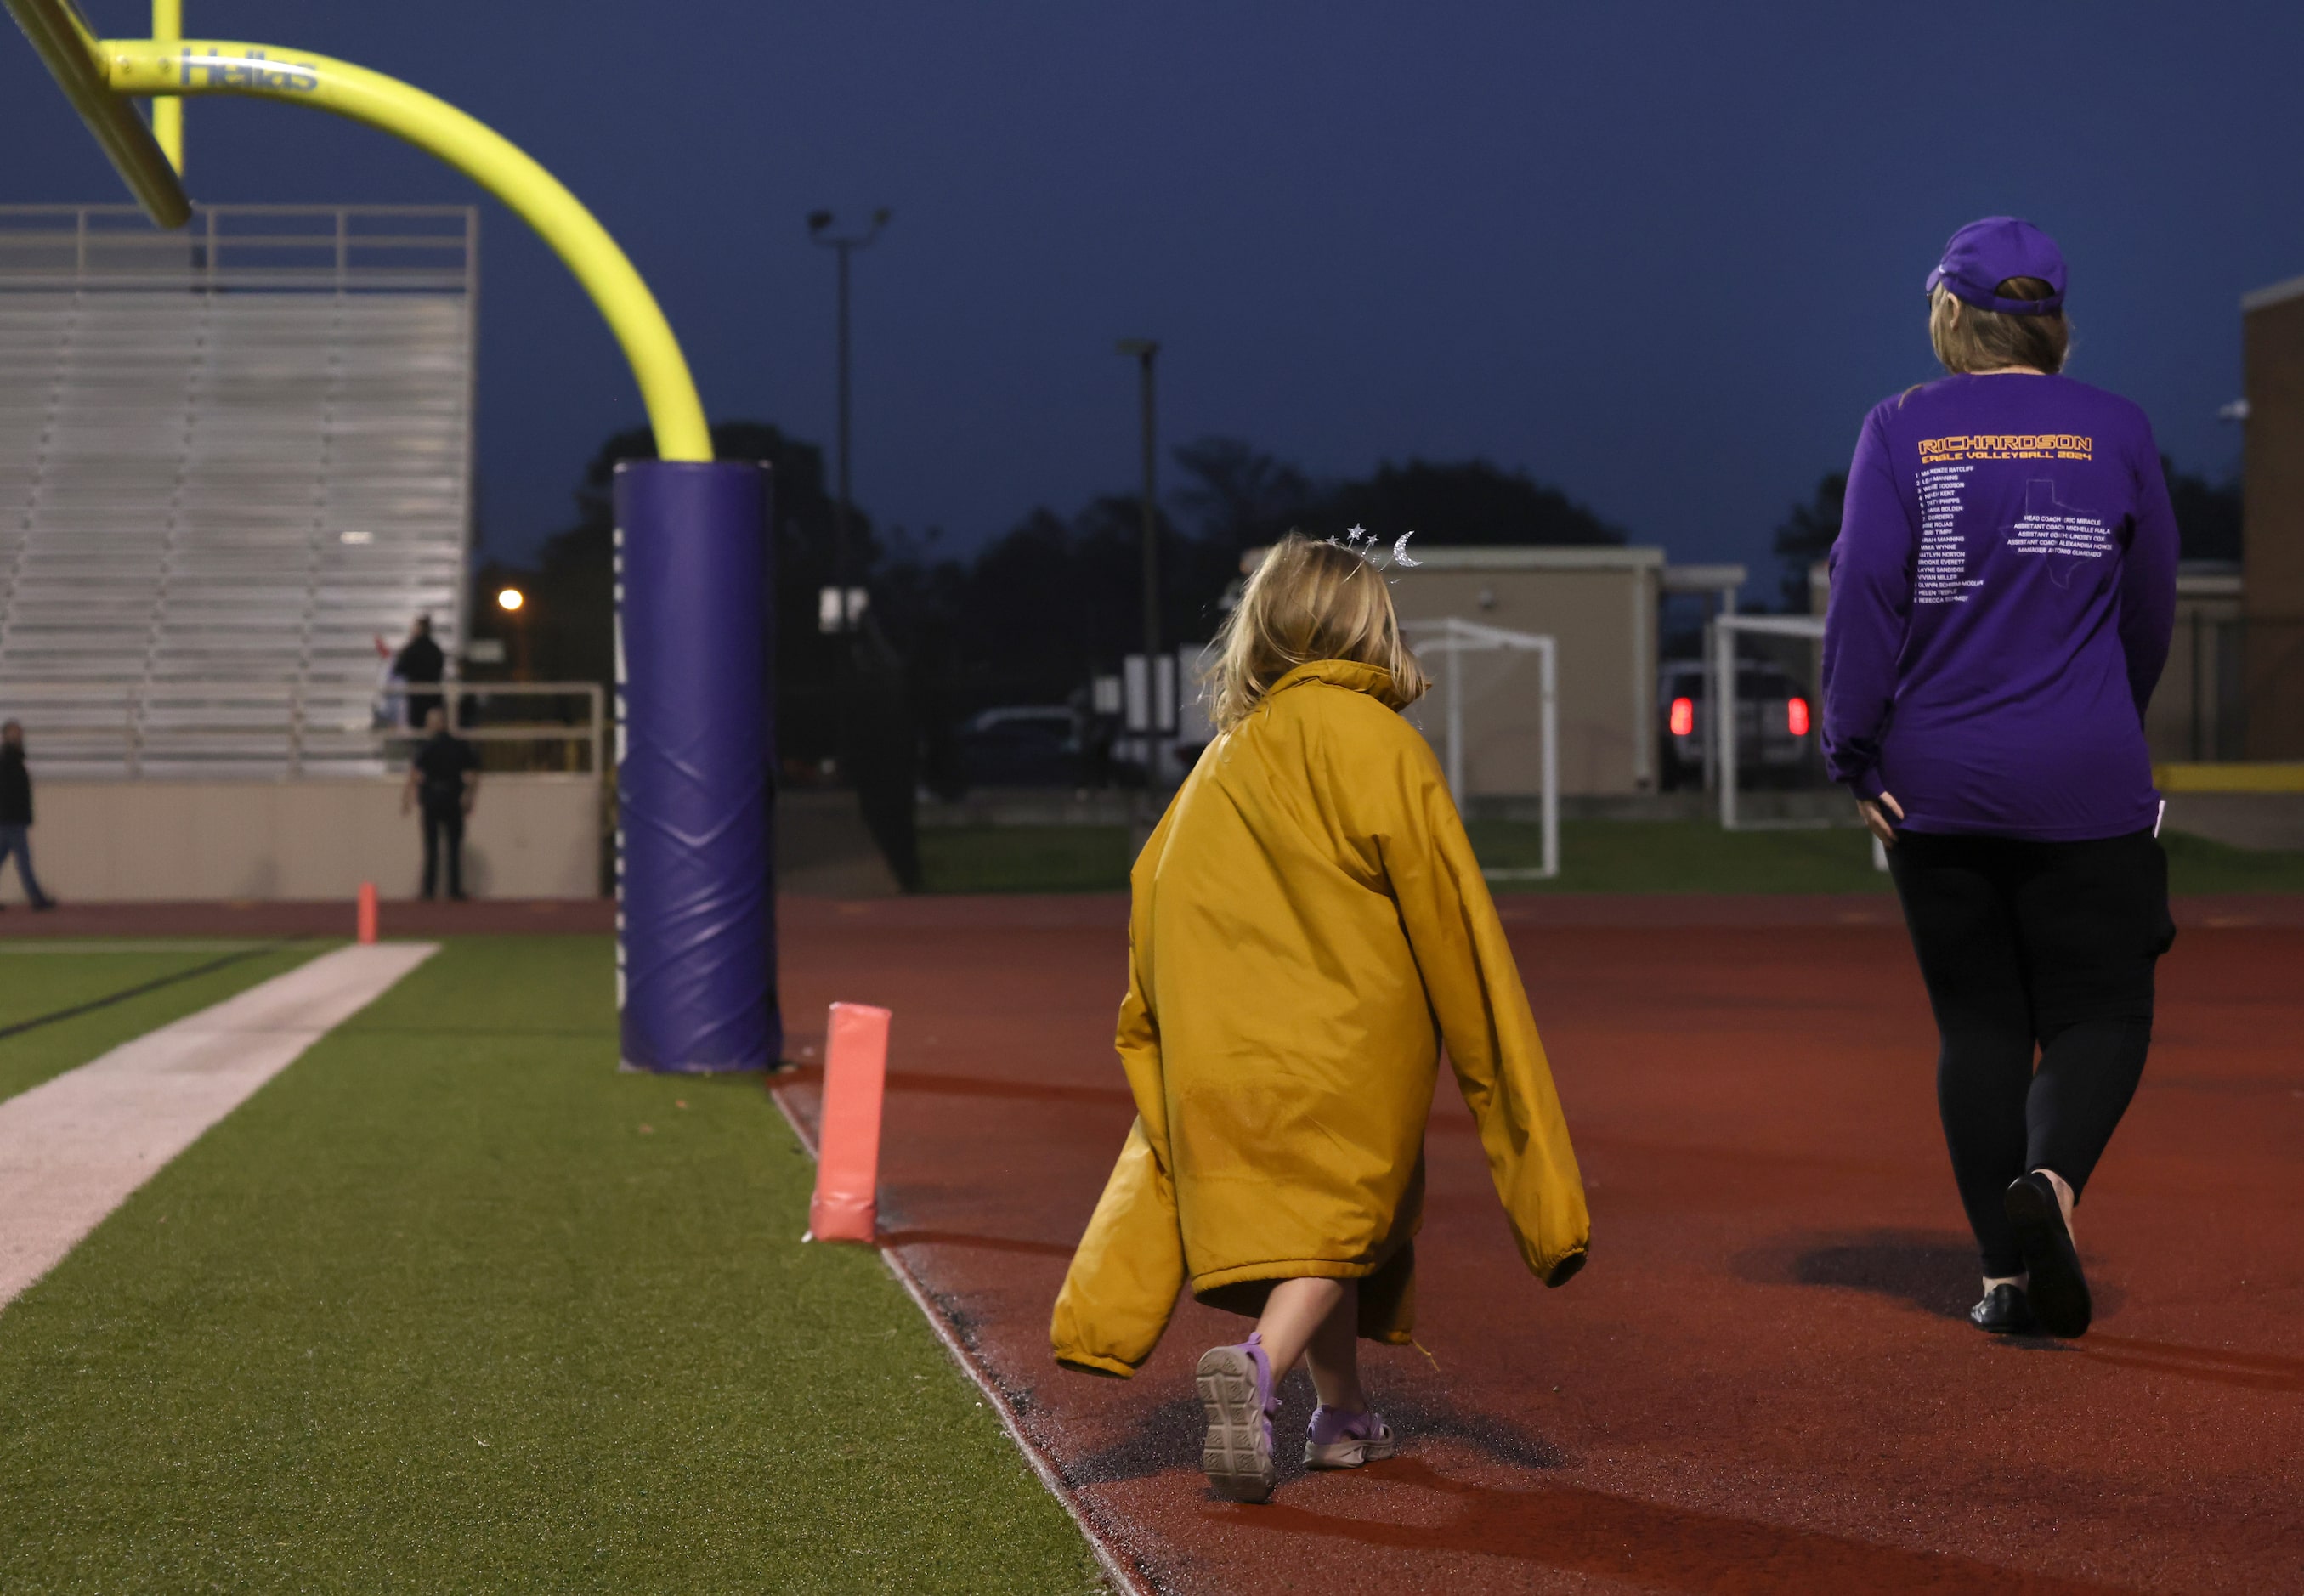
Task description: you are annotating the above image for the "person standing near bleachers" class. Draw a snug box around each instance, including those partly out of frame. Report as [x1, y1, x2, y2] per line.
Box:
[0, 721, 57, 912]
[402, 706, 480, 901]
[393, 614, 446, 730]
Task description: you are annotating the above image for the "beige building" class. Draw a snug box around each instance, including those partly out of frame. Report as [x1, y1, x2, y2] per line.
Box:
[1390, 548, 1731, 797]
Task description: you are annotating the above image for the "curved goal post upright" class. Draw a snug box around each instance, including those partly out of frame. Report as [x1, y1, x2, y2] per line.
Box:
[1401, 618, 1560, 882]
[4, 3, 779, 1071]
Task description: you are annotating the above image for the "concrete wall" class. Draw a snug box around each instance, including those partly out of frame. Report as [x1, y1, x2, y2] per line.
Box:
[2145, 574, 2245, 763]
[2243, 278, 2304, 756]
[3, 774, 601, 903]
[1390, 549, 1661, 796]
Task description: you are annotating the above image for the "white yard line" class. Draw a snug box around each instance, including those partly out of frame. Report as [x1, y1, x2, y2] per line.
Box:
[766, 1078, 1153, 1596]
[0, 942, 437, 1310]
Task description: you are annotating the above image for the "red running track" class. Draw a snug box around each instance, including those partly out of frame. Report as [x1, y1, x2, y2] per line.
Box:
[774, 894, 2304, 1594]
[0, 898, 615, 938]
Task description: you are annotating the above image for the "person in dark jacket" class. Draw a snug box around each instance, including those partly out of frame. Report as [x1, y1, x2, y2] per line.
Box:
[1823, 218, 2178, 1341]
[0, 720, 57, 910]
[393, 614, 447, 730]
[401, 706, 480, 900]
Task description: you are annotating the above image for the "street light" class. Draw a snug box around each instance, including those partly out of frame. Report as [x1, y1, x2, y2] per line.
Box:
[807, 207, 892, 631]
[1116, 338, 1161, 785]
[495, 586, 529, 680]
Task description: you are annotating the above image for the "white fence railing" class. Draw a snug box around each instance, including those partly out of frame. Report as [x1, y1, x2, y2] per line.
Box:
[0, 679, 603, 778]
[1709, 614, 1885, 870]
[1711, 614, 1824, 832]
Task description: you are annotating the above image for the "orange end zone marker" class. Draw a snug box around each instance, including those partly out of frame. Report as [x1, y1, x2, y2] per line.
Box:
[806, 1001, 892, 1244]
[356, 881, 378, 945]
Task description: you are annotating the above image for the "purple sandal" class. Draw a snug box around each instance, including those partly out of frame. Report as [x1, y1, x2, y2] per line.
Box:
[1305, 1404, 1398, 1469]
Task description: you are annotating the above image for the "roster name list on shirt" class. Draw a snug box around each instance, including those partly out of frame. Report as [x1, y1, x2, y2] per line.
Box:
[1915, 461, 1975, 606]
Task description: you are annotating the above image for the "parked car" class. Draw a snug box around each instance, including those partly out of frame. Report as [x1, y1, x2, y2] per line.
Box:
[1657, 659, 1816, 790]
[954, 706, 1085, 789]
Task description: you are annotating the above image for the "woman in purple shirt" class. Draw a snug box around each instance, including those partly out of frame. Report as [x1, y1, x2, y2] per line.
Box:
[1822, 218, 2179, 1340]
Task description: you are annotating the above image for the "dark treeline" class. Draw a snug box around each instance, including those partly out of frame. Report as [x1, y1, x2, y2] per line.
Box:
[473, 424, 1627, 765]
[473, 423, 2246, 751]
[473, 421, 863, 761]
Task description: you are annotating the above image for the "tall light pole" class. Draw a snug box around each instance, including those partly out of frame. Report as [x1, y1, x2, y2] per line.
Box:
[807, 207, 892, 631]
[1116, 338, 1160, 784]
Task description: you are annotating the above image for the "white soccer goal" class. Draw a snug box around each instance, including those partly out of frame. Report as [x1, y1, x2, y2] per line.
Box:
[1712, 614, 1824, 831]
[1402, 618, 1560, 882]
[1712, 612, 1888, 870]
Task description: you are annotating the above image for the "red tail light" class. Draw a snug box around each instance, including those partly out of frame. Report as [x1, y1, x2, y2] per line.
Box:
[1786, 698, 1810, 736]
[1669, 697, 1694, 737]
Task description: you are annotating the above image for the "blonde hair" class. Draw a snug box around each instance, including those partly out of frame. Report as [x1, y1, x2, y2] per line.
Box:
[1203, 532, 1430, 732]
[1929, 277, 2070, 375]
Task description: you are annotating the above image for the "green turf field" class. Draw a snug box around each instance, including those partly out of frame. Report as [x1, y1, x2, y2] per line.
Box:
[1467, 819, 1890, 892]
[0, 937, 1100, 1593]
[918, 818, 2304, 896]
[0, 940, 326, 1107]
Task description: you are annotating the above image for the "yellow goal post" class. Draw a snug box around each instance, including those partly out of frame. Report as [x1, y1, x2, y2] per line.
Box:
[2, 3, 710, 463]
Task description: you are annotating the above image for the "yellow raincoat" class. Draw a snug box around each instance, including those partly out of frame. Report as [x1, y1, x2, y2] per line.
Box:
[1050, 659, 1588, 1378]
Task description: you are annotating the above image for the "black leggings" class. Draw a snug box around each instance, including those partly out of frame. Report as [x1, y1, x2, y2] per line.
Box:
[421, 800, 466, 899]
[1888, 829, 2175, 1277]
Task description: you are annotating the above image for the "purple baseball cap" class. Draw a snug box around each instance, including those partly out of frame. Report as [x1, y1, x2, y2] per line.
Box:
[1924, 217, 2066, 315]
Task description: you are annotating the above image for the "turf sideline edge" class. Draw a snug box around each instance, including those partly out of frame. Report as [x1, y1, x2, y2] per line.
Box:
[0, 942, 439, 1311]
[766, 1078, 1152, 1596]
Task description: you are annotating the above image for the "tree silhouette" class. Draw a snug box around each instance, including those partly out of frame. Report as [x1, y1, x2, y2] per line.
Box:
[486, 422, 1641, 759]
[2162, 456, 2240, 563]
[1318, 458, 1624, 550]
[1771, 472, 1846, 612]
[1170, 436, 1315, 550]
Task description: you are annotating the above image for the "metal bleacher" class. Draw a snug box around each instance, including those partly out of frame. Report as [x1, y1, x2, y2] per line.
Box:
[0, 205, 474, 777]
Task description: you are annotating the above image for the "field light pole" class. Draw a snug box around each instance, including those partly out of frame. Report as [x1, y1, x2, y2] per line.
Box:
[807, 207, 890, 633]
[1117, 338, 1160, 786]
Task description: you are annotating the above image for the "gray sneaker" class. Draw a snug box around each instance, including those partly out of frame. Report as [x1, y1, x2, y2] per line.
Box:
[1195, 1333, 1277, 1503]
[1304, 1404, 1397, 1469]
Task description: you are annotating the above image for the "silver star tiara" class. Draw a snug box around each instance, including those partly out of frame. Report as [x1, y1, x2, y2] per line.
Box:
[1325, 524, 1424, 569]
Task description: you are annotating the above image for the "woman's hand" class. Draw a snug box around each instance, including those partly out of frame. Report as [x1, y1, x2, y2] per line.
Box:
[1856, 790, 1905, 847]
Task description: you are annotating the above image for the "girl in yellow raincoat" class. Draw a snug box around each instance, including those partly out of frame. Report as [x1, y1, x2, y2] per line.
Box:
[1050, 532, 1589, 1503]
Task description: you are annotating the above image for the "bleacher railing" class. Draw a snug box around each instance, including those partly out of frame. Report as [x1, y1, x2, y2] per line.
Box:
[0, 679, 603, 778]
[0, 202, 474, 294]
[2167, 613, 2304, 764]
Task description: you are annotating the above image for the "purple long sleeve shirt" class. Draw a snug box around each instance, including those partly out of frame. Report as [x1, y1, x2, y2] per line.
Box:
[1821, 373, 2178, 840]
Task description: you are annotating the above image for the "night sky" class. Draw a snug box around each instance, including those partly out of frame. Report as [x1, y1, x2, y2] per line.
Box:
[6, 2, 2300, 588]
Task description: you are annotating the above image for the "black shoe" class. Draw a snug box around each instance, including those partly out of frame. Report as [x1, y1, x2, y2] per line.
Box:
[2005, 1173, 2091, 1337]
[1969, 1282, 2038, 1334]
[31, 898, 55, 912]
